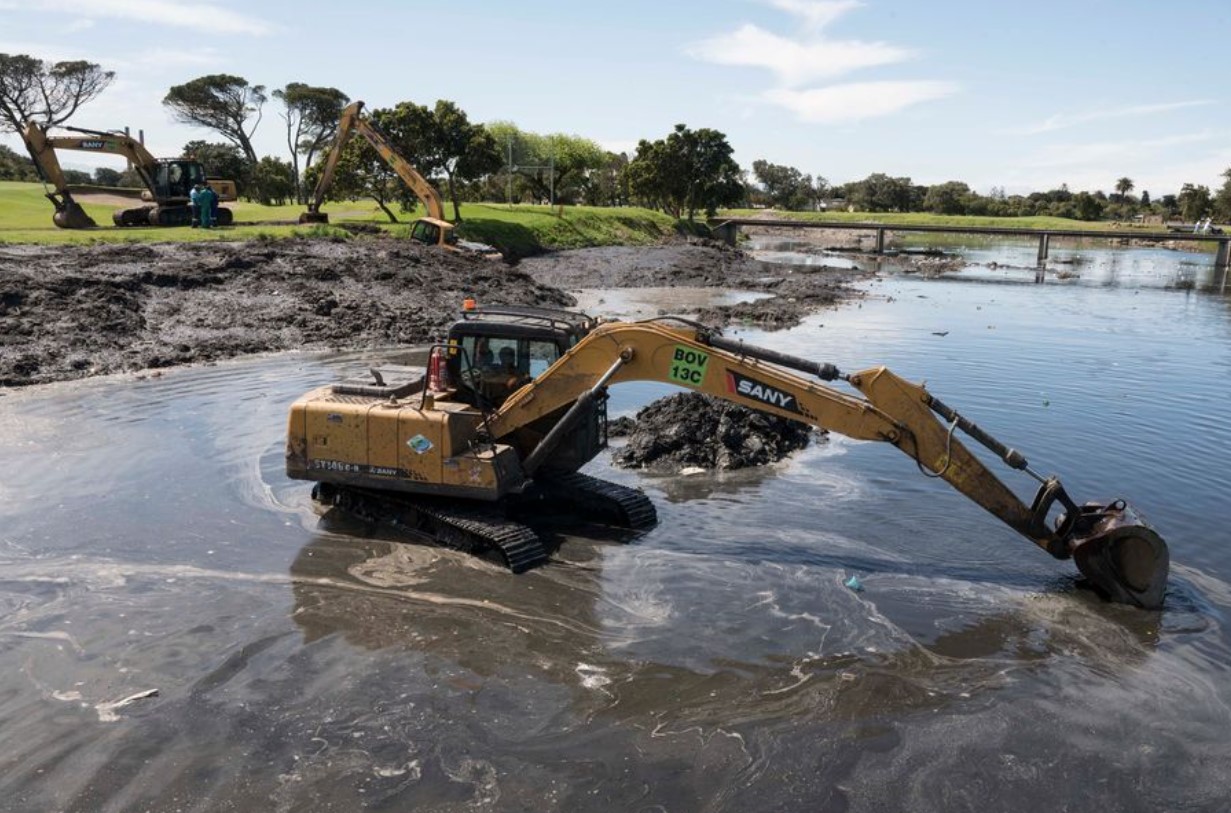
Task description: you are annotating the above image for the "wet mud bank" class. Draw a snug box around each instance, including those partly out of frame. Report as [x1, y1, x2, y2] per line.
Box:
[519, 239, 869, 329]
[1, 237, 866, 388]
[0, 239, 567, 387]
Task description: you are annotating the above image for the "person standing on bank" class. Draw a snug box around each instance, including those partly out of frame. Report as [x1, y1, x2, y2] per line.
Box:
[189, 182, 202, 228]
[197, 183, 217, 229]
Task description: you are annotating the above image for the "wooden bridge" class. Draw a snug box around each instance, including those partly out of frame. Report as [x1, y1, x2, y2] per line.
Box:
[710, 218, 1231, 269]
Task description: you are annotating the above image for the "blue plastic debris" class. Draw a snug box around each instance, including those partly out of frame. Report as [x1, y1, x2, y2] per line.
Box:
[844, 575, 864, 592]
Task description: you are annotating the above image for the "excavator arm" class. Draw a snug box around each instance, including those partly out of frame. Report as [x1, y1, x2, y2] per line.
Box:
[302, 100, 447, 224]
[487, 319, 1169, 608]
[23, 121, 162, 228]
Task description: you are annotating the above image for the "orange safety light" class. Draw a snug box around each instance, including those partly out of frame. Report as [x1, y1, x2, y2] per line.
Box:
[462, 297, 476, 311]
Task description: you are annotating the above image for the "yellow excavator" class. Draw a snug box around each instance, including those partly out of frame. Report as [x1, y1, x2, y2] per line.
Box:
[286, 303, 1169, 609]
[22, 121, 237, 228]
[299, 100, 495, 256]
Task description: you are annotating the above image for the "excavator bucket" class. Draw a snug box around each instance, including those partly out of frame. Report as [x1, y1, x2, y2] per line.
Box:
[52, 201, 96, 229]
[1069, 501, 1169, 610]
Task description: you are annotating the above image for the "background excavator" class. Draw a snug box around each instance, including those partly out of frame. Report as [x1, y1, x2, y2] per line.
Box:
[286, 303, 1170, 610]
[23, 121, 237, 228]
[299, 101, 495, 256]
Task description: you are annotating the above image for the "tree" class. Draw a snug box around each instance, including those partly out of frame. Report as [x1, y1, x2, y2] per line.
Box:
[1072, 191, 1104, 221]
[183, 140, 251, 197]
[0, 143, 36, 180]
[93, 166, 122, 186]
[627, 124, 743, 220]
[1177, 183, 1211, 222]
[163, 75, 266, 164]
[251, 156, 295, 206]
[809, 175, 830, 210]
[421, 100, 502, 220]
[271, 83, 349, 203]
[847, 173, 914, 212]
[0, 54, 114, 133]
[1212, 170, 1231, 223]
[923, 181, 972, 215]
[588, 151, 630, 207]
[487, 121, 606, 208]
[1114, 177, 1134, 202]
[751, 160, 812, 210]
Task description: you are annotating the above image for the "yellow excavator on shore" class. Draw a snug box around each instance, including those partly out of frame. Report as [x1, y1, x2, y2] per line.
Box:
[286, 303, 1169, 609]
[22, 121, 237, 228]
[300, 100, 494, 256]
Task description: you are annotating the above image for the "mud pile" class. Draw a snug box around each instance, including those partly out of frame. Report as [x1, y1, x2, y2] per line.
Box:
[611, 392, 819, 472]
[0, 239, 569, 387]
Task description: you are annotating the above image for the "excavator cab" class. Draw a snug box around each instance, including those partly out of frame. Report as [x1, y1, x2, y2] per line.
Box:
[149, 159, 205, 202]
[410, 217, 453, 248]
[446, 305, 591, 408]
[444, 305, 602, 474]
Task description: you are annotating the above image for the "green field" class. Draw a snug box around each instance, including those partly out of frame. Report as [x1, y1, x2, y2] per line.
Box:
[0, 181, 678, 252]
[720, 207, 1176, 233]
[2, 181, 1192, 253]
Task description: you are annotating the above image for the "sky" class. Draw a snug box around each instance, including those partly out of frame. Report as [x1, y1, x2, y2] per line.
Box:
[3, 0, 1230, 197]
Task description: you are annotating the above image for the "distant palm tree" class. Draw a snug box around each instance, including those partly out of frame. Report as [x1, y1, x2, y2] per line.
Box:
[1115, 176, 1135, 202]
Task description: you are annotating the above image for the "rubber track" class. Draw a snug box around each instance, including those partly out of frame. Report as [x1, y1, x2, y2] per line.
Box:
[324, 487, 549, 573]
[539, 471, 658, 531]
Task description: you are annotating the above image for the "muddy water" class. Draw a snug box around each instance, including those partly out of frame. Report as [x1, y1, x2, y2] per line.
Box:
[2, 243, 1230, 812]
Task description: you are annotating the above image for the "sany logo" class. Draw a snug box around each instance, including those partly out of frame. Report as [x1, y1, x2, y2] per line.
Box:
[725, 370, 800, 413]
[79, 140, 108, 149]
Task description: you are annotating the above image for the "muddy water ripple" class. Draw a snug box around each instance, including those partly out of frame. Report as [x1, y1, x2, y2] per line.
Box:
[1, 244, 1230, 811]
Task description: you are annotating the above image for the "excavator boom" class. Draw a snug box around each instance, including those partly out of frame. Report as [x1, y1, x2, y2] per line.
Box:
[487, 319, 1168, 607]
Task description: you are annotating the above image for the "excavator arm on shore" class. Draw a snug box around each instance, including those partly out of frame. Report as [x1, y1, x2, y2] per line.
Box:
[486, 319, 1169, 608]
[23, 121, 236, 228]
[300, 100, 459, 249]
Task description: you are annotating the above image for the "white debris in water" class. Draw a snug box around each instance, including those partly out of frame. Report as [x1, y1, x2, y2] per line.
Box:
[373, 760, 421, 780]
[680, 466, 707, 476]
[575, 663, 612, 689]
[95, 688, 159, 722]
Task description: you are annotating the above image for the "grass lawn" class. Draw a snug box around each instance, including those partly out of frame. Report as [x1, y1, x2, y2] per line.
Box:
[0, 181, 678, 251]
[718, 207, 1176, 233]
[3, 181, 1192, 251]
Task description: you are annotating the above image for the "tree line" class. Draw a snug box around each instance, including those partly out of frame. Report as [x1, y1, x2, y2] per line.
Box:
[3, 52, 1231, 224]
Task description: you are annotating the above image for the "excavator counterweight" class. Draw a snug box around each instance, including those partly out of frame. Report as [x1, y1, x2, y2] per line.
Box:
[286, 305, 1169, 609]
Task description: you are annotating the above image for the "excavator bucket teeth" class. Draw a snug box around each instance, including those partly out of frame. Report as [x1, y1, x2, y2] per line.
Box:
[53, 203, 96, 229]
[1070, 502, 1169, 610]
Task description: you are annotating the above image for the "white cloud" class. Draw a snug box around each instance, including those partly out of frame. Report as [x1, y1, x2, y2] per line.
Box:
[687, 1, 951, 124]
[687, 24, 911, 86]
[763, 0, 864, 33]
[1016, 100, 1217, 135]
[23, 0, 275, 36]
[764, 81, 957, 122]
[130, 47, 222, 68]
[1021, 132, 1218, 169]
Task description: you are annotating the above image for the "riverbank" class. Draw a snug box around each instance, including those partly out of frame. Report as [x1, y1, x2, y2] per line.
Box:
[0, 236, 867, 387]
